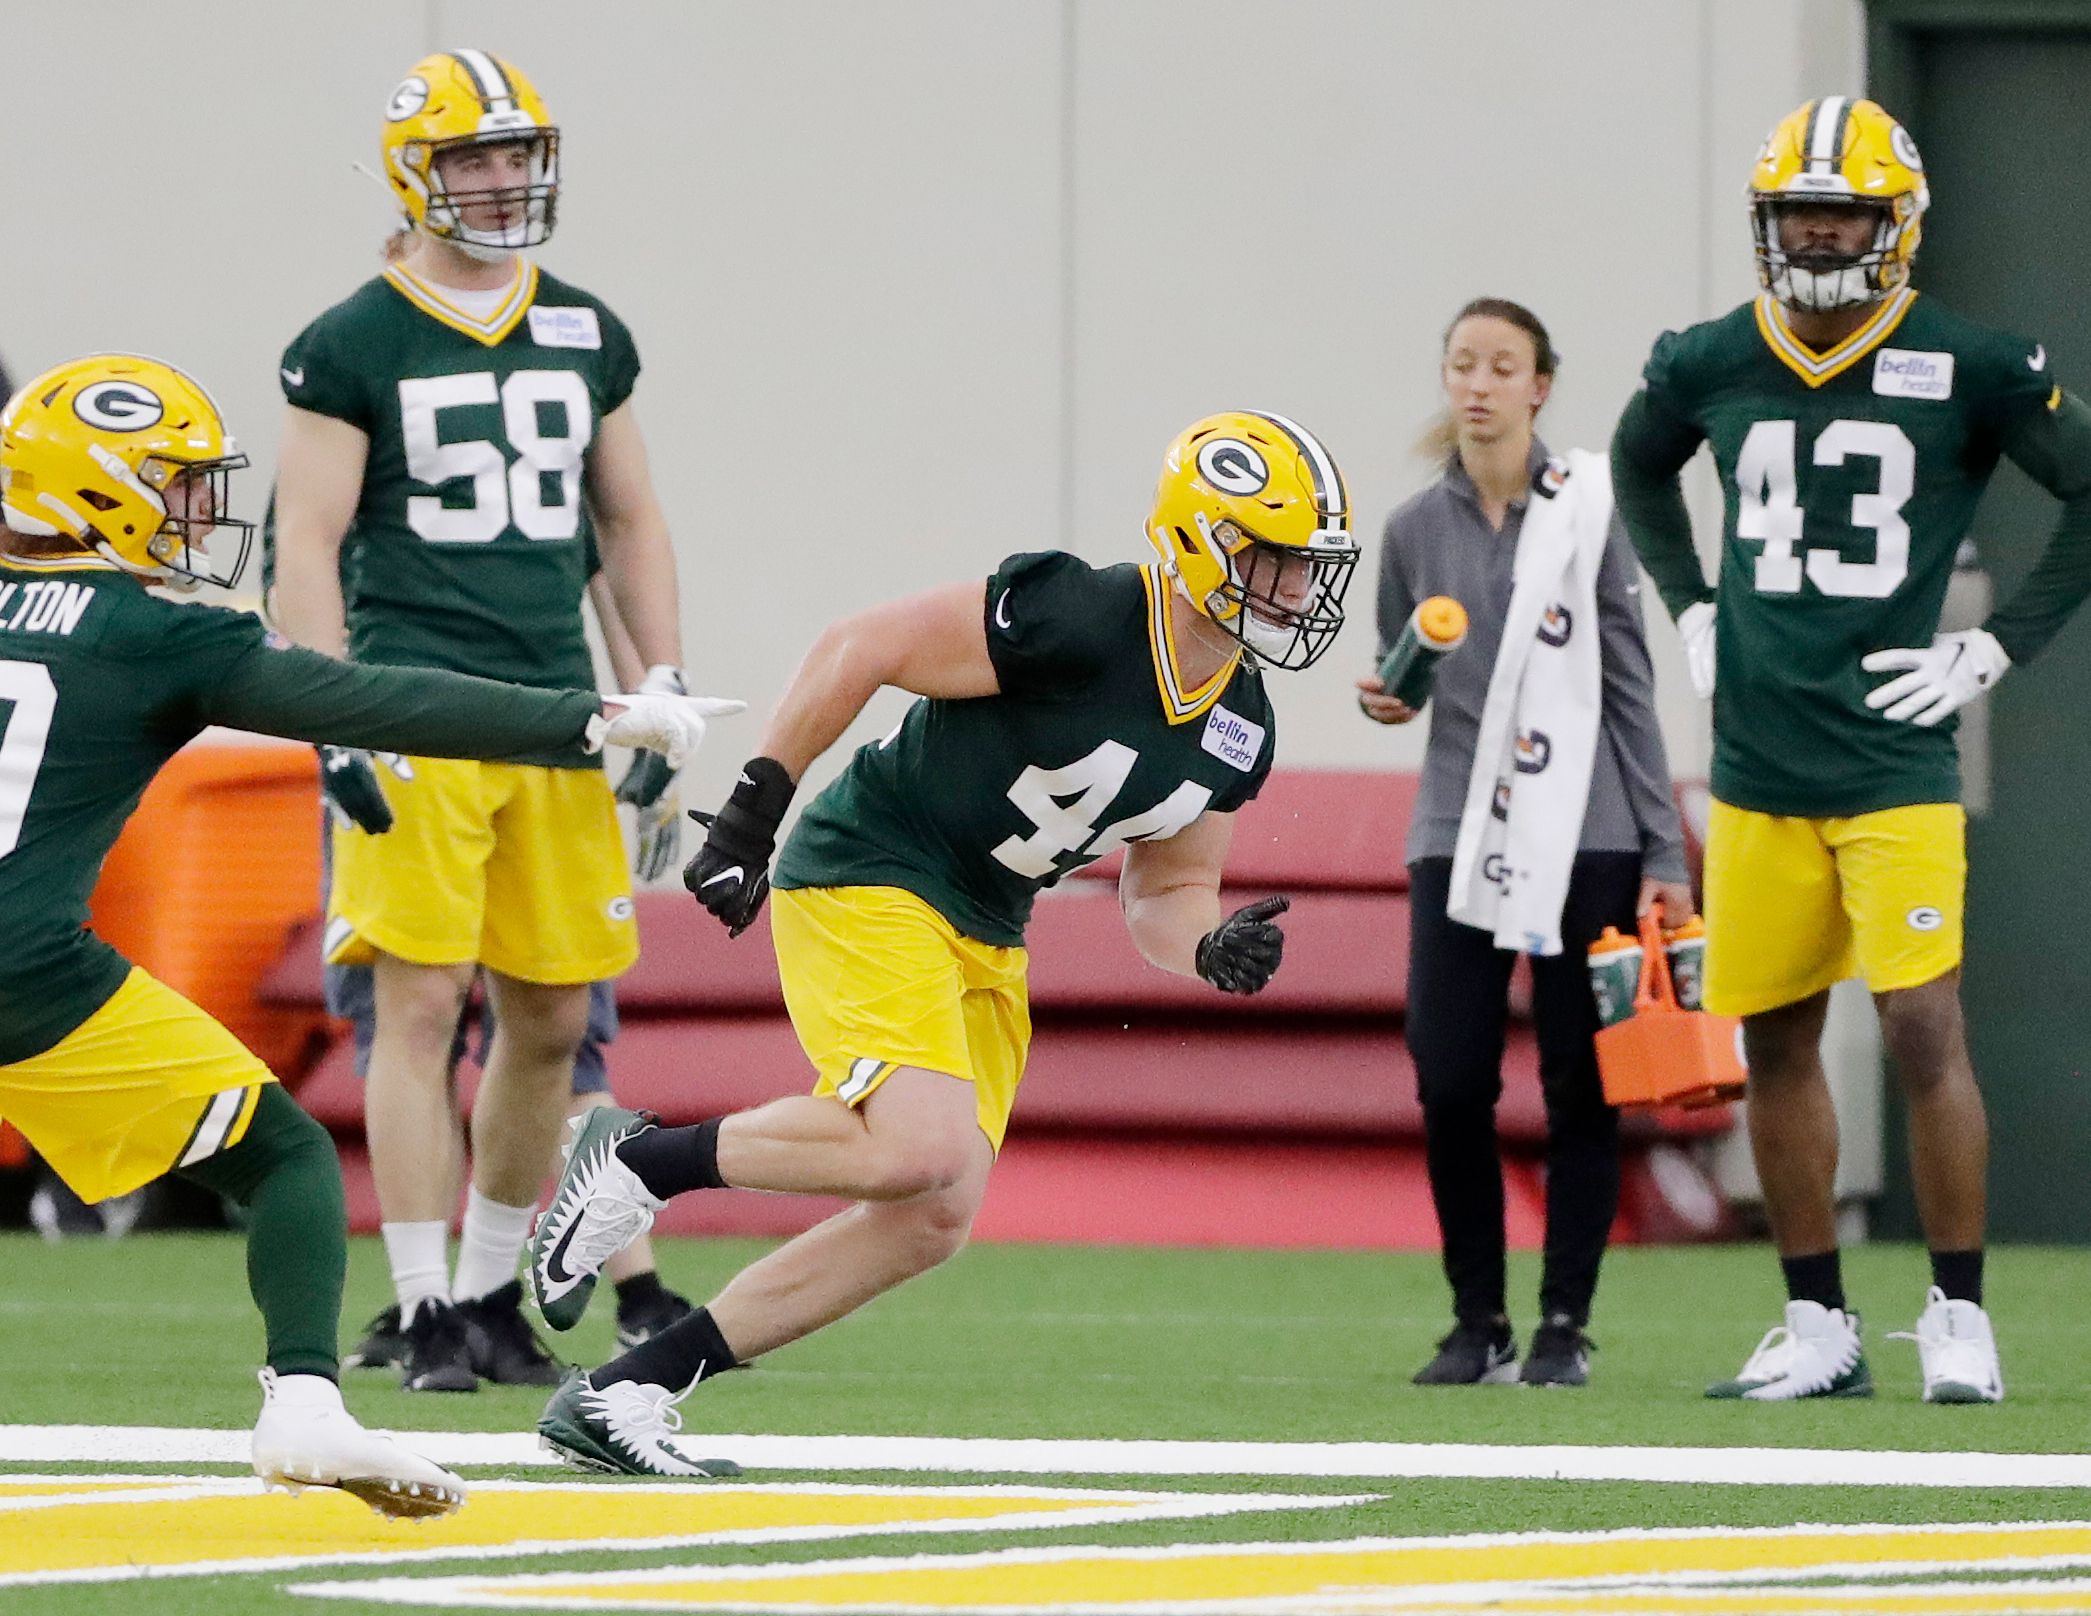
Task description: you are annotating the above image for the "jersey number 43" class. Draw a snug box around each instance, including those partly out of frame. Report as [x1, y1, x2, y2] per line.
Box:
[1736, 418, 1915, 599]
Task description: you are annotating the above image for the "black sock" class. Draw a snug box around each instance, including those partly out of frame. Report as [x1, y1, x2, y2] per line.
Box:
[617, 1118, 726, 1199]
[591, 1304, 739, 1392]
[613, 1271, 666, 1312]
[1930, 1248, 1984, 1306]
[1781, 1249, 1846, 1312]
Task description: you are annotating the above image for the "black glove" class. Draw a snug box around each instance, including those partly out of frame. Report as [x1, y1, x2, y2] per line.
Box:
[614, 748, 677, 810]
[1195, 895, 1290, 995]
[683, 756, 796, 937]
[318, 745, 397, 835]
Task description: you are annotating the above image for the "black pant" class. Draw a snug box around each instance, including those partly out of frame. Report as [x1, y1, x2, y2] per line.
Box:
[1405, 853, 1641, 1327]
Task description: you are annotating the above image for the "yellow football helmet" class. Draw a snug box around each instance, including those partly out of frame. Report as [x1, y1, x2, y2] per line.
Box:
[1749, 96, 1928, 311]
[382, 50, 559, 259]
[1147, 411, 1355, 671]
[0, 354, 252, 590]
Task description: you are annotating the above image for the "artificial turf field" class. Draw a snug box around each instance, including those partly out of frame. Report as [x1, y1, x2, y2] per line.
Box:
[3, 1234, 2089, 1613]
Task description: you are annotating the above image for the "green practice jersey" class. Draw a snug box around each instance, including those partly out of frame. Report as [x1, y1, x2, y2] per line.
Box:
[1615, 291, 2062, 817]
[279, 261, 639, 767]
[777, 552, 1277, 947]
[0, 561, 600, 1065]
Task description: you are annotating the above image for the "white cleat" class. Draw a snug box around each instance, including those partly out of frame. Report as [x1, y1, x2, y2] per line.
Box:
[1706, 1301, 1874, 1401]
[530, 1106, 666, 1331]
[1891, 1286, 2004, 1404]
[251, 1369, 466, 1520]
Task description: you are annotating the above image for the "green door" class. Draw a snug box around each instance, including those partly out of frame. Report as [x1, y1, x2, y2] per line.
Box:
[1872, 11, 2091, 1239]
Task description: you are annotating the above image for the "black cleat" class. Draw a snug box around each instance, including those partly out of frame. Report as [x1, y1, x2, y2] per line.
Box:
[616, 1283, 696, 1350]
[1519, 1313, 1595, 1387]
[400, 1298, 480, 1393]
[1413, 1319, 1520, 1386]
[460, 1280, 565, 1386]
[343, 1304, 406, 1371]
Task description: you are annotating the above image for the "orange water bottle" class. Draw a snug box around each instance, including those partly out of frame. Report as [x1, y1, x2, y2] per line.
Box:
[1663, 914, 1707, 1011]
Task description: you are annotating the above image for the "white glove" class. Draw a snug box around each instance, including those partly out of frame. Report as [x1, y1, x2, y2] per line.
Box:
[586, 694, 745, 767]
[1677, 600, 1717, 700]
[1861, 628, 2011, 727]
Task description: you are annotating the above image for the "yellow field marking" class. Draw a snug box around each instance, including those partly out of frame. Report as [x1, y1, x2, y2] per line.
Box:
[0, 1477, 1357, 1588]
[301, 1521, 2091, 1613]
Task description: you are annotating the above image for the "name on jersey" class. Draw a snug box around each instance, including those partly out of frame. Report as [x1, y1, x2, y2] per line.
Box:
[1201, 704, 1265, 773]
[1873, 347, 1954, 401]
[528, 306, 602, 349]
[0, 580, 93, 638]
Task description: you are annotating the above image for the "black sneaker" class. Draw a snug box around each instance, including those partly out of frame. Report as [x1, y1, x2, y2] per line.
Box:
[615, 1283, 695, 1350]
[1413, 1319, 1519, 1386]
[400, 1298, 479, 1393]
[459, 1280, 565, 1386]
[1520, 1313, 1595, 1387]
[343, 1304, 406, 1371]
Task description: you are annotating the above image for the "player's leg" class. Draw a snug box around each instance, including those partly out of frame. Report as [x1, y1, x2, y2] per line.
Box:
[0, 969, 462, 1517]
[330, 754, 496, 1391]
[467, 766, 640, 1379]
[329, 958, 470, 1372]
[1699, 801, 1868, 1401]
[538, 1066, 991, 1477]
[367, 952, 481, 1390]
[1836, 803, 2000, 1402]
[454, 969, 588, 1384]
[1402, 857, 1520, 1385]
[1520, 850, 1639, 1387]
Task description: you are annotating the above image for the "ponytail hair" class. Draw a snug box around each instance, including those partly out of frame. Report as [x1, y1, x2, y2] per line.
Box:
[1414, 296, 1560, 460]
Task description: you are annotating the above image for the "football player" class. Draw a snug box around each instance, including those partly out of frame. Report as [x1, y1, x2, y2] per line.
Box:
[523, 411, 1353, 1475]
[1612, 98, 2091, 1403]
[270, 51, 698, 1391]
[0, 354, 732, 1514]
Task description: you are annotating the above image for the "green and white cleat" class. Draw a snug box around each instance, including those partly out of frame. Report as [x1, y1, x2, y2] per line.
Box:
[1706, 1301, 1873, 1401]
[538, 1370, 742, 1478]
[1891, 1286, 2003, 1404]
[529, 1105, 664, 1331]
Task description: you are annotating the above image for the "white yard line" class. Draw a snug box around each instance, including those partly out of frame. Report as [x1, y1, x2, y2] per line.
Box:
[2, 1426, 2088, 1488]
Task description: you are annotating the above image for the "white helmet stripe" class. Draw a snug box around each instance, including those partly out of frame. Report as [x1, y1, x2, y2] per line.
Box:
[1807, 95, 1848, 171]
[451, 48, 516, 111]
[1247, 411, 1347, 522]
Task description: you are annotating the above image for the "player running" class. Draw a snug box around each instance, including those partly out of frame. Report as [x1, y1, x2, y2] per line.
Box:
[270, 50, 697, 1391]
[1611, 98, 2091, 1403]
[0, 354, 733, 1514]
[525, 411, 1353, 1475]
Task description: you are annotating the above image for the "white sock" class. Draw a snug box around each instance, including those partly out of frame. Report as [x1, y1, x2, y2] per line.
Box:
[382, 1220, 451, 1318]
[451, 1187, 535, 1302]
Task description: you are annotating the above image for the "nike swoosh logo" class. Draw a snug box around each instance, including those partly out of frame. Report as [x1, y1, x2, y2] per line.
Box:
[542, 1210, 584, 1289]
[737, 771, 754, 788]
[2029, 346, 2048, 372]
[700, 867, 744, 890]
[281, 366, 305, 387]
[994, 591, 1012, 630]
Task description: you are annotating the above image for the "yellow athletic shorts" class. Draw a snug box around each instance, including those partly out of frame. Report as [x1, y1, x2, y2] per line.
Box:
[1702, 797, 1966, 1018]
[326, 758, 637, 985]
[771, 885, 1031, 1152]
[0, 968, 271, 1203]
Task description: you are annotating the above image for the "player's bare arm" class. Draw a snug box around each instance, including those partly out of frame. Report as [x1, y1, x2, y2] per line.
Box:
[1119, 808, 1234, 975]
[757, 580, 1000, 781]
[585, 402, 683, 673]
[269, 405, 368, 656]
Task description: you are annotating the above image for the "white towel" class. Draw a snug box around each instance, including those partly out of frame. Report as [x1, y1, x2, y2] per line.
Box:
[1446, 449, 1614, 956]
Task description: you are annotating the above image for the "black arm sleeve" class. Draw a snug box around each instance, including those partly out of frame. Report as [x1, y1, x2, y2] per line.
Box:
[1983, 389, 2091, 665]
[1610, 386, 1712, 623]
[204, 641, 601, 759]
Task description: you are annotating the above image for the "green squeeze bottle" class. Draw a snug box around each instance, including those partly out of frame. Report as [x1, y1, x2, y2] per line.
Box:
[1376, 595, 1468, 709]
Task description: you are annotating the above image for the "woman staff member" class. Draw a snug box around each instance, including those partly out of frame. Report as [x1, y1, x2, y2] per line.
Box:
[1359, 298, 1692, 1387]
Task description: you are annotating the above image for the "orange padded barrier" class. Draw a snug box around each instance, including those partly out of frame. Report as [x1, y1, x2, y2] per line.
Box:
[88, 740, 333, 1082]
